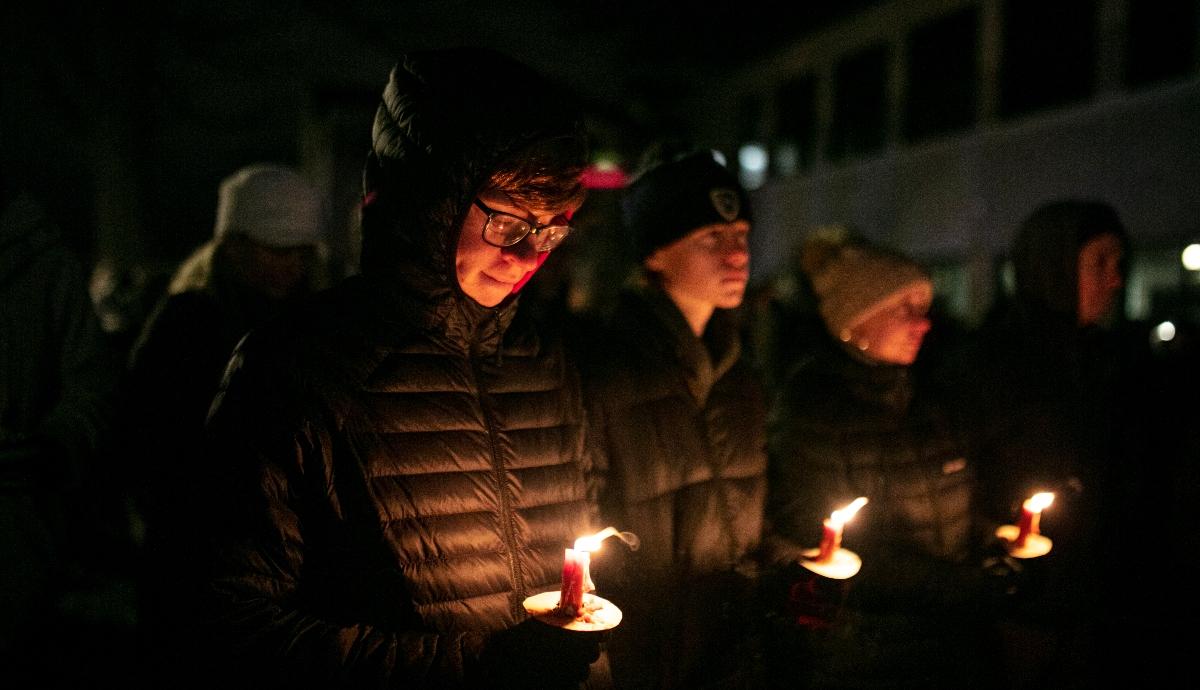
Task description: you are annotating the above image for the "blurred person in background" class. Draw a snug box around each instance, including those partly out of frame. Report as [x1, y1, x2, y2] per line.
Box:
[766, 232, 1009, 689]
[944, 199, 1170, 688]
[122, 162, 328, 685]
[1, 185, 118, 684]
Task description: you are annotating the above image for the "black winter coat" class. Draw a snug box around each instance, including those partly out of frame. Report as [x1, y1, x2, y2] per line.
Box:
[580, 285, 768, 690]
[943, 202, 1171, 687]
[195, 50, 597, 689]
[767, 338, 998, 689]
[201, 275, 594, 688]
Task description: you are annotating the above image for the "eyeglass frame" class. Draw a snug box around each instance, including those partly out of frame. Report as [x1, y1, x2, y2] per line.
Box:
[472, 198, 573, 252]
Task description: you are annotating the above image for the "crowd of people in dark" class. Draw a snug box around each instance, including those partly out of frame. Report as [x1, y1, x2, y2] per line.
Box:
[2, 47, 1196, 689]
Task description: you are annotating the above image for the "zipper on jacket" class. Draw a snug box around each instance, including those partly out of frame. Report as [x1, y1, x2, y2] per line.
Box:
[469, 352, 525, 617]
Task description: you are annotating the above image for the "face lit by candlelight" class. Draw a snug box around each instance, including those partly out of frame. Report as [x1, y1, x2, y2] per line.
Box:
[1076, 233, 1124, 326]
[847, 288, 931, 366]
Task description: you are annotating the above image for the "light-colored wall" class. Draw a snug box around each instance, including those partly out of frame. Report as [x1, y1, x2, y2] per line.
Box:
[687, 0, 1199, 320]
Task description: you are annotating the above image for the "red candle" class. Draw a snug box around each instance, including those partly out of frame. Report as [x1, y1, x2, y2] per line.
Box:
[555, 527, 638, 616]
[815, 520, 841, 562]
[558, 548, 591, 616]
[1014, 492, 1054, 547]
[813, 497, 868, 564]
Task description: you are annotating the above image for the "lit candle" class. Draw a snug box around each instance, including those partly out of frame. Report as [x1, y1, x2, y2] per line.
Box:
[556, 527, 639, 617]
[1014, 492, 1054, 548]
[814, 497, 868, 563]
[558, 547, 592, 617]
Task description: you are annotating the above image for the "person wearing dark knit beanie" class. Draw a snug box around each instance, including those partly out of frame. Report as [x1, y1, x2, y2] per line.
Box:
[579, 146, 768, 689]
[618, 148, 753, 334]
[622, 148, 752, 264]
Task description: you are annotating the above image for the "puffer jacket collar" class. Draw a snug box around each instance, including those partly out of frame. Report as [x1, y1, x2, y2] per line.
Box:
[360, 271, 516, 359]
[622, 283, 742, 406]
[820, 336, 913, 416]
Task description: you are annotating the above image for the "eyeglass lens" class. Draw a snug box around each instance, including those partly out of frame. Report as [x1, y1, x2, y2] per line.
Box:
[483, 215, 570, 251]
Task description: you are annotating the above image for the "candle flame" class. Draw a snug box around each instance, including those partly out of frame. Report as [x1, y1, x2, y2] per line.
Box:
[829, 497, 869, 528]
[574, 526, 641, 553]
[1024, 492, 1055, 512]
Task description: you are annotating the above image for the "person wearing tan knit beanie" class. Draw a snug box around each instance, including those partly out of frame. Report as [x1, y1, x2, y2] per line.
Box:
[766, 232, 1004, 688]
[801, 232, 933, 365]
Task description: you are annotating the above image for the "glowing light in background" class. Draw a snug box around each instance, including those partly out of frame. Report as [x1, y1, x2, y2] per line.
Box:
[738, 142, 768, 191]
[1153, 321, 1176, 343]
[581, 157, 628, 190]
[773, 143, 799, 177]
[1182, 244, 1200, 271]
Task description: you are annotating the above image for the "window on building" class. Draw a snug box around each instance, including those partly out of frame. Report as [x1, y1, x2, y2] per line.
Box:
[1126, 0, 1198, 87]
[905, 7, 978, 142]
[774, 75, 817, 175]
[829, 44, 888, 161]
[1000, 0, 1097, 119]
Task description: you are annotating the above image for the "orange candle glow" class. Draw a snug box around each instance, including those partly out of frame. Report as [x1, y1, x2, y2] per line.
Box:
[1014, 492, 1054, 548]
[815, 497, 868, 563]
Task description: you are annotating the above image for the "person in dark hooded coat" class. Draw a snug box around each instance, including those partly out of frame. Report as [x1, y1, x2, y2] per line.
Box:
[1, 189, 118, 680]
[191, 48, 603, 689]
[944, 199, 1169, 689]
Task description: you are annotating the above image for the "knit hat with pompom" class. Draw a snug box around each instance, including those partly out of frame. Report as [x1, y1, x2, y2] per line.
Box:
[800, 229, 932, 341]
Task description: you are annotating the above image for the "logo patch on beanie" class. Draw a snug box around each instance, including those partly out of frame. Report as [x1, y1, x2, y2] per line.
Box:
[710, 188, 741, 222]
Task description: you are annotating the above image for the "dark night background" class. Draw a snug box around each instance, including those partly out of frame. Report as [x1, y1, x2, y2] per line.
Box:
[3, 0, 1198, 685]
[2, 0, 879, 273]
[5, 0, 1198, 327]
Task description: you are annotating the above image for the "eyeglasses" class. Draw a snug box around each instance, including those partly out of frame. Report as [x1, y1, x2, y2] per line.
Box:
[473, 198, 572, 252]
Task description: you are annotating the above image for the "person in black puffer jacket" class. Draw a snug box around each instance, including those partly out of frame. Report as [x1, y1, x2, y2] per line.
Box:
[577, 146, 769, 690]
[190, 48, 603, 690]
[765, 232, 1008, 690]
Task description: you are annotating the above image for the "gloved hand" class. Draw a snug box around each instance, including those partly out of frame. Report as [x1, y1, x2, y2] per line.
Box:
[978, 537, 1029, 610]
[484, 618, 601, 689]
[784, 569, 848, 630]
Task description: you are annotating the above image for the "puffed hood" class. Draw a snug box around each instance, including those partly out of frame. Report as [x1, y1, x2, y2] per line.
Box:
[1012, 200, 1128, 318]
[360, 48, 587, 312]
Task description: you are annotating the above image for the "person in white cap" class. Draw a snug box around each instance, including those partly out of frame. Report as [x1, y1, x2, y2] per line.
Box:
[121, 162, 327, 684]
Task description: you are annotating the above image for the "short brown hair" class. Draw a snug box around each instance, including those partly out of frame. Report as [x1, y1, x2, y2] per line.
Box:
[487, 132, 589, 211]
